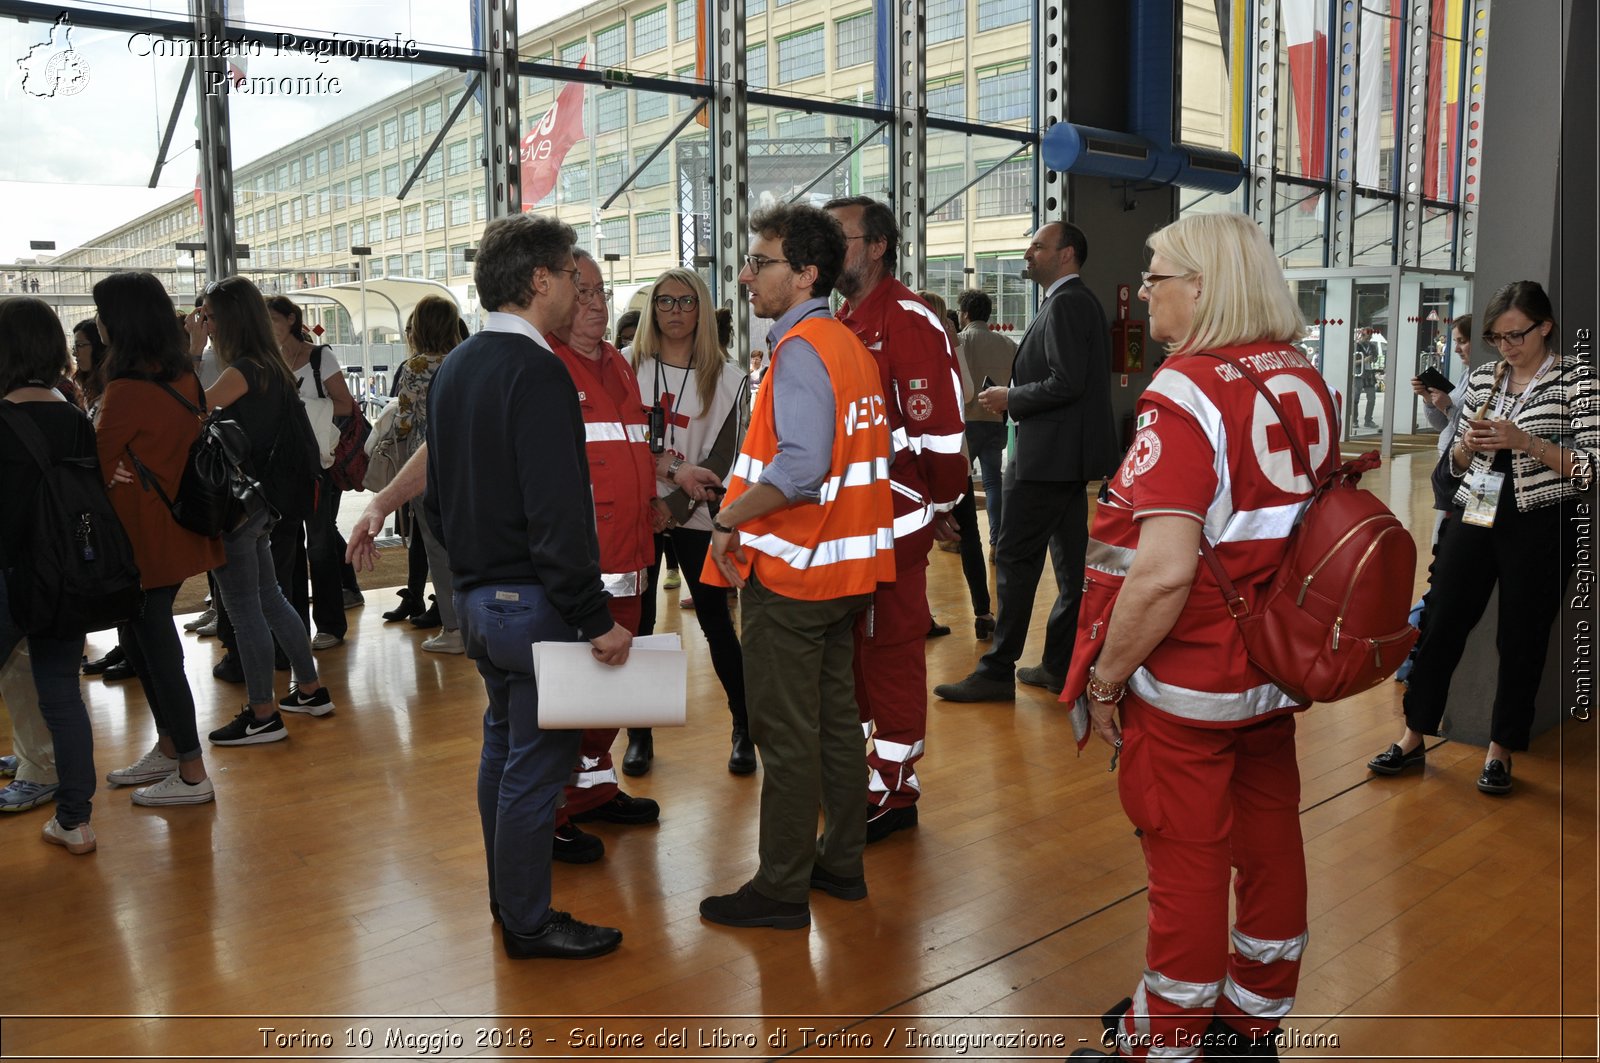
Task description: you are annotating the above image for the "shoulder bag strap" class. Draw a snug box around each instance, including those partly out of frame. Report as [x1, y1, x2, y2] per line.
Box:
[0, 400, 56, 474]
[309, 345, 328, 400]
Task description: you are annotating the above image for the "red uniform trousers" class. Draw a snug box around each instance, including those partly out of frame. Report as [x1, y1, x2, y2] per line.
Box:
[555, 593, 642, 826]
[855, 534, 931, 809]
[1112, 703, 1307, 1061]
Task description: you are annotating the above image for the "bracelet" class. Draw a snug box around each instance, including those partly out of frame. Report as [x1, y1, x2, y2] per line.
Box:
[1535, 438, 1549, 464]
[711, 518, 736, 534]
[1086, 664, 1126, 704]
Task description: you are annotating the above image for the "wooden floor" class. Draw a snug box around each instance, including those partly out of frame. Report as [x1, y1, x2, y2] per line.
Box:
[4, 449, 1597, 1062]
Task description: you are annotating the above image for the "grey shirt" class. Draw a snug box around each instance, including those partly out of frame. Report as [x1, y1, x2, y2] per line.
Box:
[760, 297, 837, 503]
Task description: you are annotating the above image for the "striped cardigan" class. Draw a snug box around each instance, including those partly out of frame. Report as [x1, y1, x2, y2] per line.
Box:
[1446, 354, 1599, 512]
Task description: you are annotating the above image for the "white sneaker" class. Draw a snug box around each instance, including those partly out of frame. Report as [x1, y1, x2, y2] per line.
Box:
[422, 628, 465, 654]
[43, 817, 96, 854]
[183, 607, 216, 632]
[106, 745, 179, 787]
[132, 772, 216, 807]
[310, 632, 344, 650]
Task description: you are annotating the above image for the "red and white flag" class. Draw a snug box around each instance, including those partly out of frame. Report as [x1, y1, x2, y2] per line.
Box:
[1282, 0, 1329, 181]
[520, 58, 588, 210]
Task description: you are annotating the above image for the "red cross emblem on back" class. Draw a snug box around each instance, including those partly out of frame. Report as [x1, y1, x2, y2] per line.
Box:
[1264, 390, 1321, 456]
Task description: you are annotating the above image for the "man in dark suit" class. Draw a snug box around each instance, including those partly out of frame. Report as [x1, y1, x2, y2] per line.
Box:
[934, 221, 1118, 702]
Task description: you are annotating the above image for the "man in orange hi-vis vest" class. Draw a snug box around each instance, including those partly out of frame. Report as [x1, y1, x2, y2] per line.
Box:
[700, 204, 895, 930]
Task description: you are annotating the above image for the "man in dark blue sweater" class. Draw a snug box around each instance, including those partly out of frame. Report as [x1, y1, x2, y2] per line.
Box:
[423, 214, 632, 960]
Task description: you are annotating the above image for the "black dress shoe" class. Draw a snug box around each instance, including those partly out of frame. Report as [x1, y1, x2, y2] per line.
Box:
[410, 598, 441, 629]
[728, 727, 757, 775]
[570, 790, 660, 825]
[1017, 664, 1064, 694]
[974, 614, 995, 640]
[212, 652, 244, 684]
[621, 729, 653, 777]
[933, 671, 1015, 702]
[552, 823, 604, 863]
[699, 882, 810, 929]
[383, 589, 424, 622]
[101, 659, 137, 682]
[865, 803, 918, 844]
[1367, 742, 1425, 776]
[926, 620, 952, 638]
[83, 646, 126, 675]
[809, 864, 867, 900]
[1477, 757, 1513, 795]
[500, 910, 622, 959]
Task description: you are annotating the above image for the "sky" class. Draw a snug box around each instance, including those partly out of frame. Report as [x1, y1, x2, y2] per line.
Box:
[0, 0, 591, 263]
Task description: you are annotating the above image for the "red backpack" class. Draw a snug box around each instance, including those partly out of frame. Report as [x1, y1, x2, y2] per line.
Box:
[1195, 352, 1419, 705]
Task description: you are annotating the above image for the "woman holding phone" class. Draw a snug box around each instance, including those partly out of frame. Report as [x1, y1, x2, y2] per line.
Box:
[1369, 281, 1597, 794]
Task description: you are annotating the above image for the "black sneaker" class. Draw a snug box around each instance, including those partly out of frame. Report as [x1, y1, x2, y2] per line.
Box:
[212, 652, 244, 684]
[1367, 742, 1425, 776]
[279, 686, 335, 718]
[552, 823, 604, 864]
[1477, 758, 1513, 795]
[208, 708, 287, 746]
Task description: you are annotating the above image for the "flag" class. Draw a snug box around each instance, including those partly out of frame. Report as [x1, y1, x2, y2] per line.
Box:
[521, 59, 588, 210]
[1355, 1, 1386, 186]
[467, 0, 485, 111]
[1282, 0, 1329, 181]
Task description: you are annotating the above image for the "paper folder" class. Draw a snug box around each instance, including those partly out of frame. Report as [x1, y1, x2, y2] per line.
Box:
[531, 634, 687, 728]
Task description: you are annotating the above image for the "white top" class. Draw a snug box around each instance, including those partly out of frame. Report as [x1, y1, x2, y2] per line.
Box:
[634, 355, 748, 532]
[294, 345, 344, 467]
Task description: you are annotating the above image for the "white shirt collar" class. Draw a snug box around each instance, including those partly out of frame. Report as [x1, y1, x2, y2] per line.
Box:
[483, 310, 550, 350]
[1044, 273, 1078, 300]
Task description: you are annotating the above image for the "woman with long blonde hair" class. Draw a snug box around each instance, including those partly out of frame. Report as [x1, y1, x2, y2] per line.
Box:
[628, 269, 753, 776]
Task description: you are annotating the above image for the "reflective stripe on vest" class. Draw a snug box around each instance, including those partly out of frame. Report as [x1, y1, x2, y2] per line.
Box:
[1231, 928, 1308, 966]
[583, 422, 650, 444]
[1220, 976, 1294, 1020]
[740, 527, 896, 570]
[601, 569, 646, 597]
[1128, 667, 1299, 722]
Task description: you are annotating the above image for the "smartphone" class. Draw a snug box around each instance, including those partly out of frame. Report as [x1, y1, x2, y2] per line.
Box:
[1415, 367, 1452, 393]
[981, 375, 996, 389]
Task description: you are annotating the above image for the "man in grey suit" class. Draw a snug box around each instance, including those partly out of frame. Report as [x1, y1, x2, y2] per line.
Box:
[934, 221, 1118, 702]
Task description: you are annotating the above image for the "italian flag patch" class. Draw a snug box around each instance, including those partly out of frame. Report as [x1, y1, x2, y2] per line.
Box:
[1135, 409, 1158, 431]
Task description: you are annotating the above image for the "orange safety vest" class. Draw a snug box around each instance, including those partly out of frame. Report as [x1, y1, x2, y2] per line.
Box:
[702, 317, 895, 601]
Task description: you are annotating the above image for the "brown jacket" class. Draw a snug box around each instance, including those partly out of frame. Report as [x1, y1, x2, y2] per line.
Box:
[96, 375, 224, 590]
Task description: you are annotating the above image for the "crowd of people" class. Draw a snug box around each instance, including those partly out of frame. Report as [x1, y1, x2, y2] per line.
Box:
[1, 202, 1594, 1060]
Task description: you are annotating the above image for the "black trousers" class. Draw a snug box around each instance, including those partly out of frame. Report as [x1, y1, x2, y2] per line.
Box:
[639, 527, 748, 730]
[977, 463, 1088, 681]
[951, 477, 991, 617]
[1403, 498, 1572, 751]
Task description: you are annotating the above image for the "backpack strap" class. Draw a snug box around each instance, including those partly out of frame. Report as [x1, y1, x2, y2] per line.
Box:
[0, 400, 55, 475]
[124, 443, 178, 513]
[310, 345, 328, 400]
[156, 373, 207, 419]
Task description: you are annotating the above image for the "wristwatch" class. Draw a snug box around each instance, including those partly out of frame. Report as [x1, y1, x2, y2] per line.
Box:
[666, 455, 685, 480]
[712, 518, 736, 534]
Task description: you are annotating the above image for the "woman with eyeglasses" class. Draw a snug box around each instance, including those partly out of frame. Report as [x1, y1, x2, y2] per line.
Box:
[629, 269, 754, 776]
[1369, 280, 1597, 795]
[69, 320, 106, 412]
[195, 277, 334, 746]
[92, 271, 225, 805]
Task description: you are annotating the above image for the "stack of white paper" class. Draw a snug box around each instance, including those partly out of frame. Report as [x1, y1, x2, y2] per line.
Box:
[531, 633, 687, 728]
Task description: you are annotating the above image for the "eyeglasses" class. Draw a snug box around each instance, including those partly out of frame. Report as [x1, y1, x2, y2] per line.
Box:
[1482, 323, 1541, 347]
[549, 267, 581, 287]
[72, 339, 92, 350]
[653, 293, 699, 313]
[577, 285, 614, 306]
[1139, 271, 1193, 292]
[743, 254, 795, 275]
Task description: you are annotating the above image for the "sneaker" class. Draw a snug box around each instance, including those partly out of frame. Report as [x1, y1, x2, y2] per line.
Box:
[552, 823, 605, 864]
[212, 651, 244, 683]
[662, 569, 682, 591]
[310, 632, 344, 650]
[0, 754, 17, 778]
[422, 628, 465, 654]
[0, 779, 58, 813]
[42, 817, 96, 854]
[342, 588, 365, 609]
[106, 745, 179, 786]
[208, 708, 288, 746]
[679, 596, 695, 610]
[195, 617, 219, 637]
[279, 686, 335, 717]
[183, 607, 216, 632]
[132, 772, 216, 807]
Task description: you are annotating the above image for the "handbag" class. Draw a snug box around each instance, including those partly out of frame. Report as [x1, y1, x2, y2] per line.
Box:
[309, 345, 372, 491]
[361, 397, 408, 493]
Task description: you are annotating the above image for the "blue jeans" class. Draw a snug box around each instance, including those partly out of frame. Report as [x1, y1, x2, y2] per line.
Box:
[966, 421, 1006, 546]
[214, 508, 319, 705]
[118, 584, 202, 761]
[0, 574, 95, 828]
[460, 583, 583, 934]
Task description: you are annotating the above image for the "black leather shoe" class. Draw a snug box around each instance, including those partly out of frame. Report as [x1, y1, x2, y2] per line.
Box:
[383, 589, 424, 622]
[1017, 664, 1065, 694]
[974, 615, 995, 640]
[926, 620, 952, 638]
[410, 598, 441, 629]
[621, 729, 653, 776]
[570, 790, 660, 825]
[809, 864, 867, 900]
[933, 671, 1015, 702]
[552, 823, 604, 863]
[83, 646, 126, 675]
[500, 910, 622, 959]
[699, 882, 810, 929]
[865, 803, 918, 844]
[212, 652, 244, 684]
[1367, 742, 1425, 776]
[1477, 757, 1513, 795]
[728, 727, 756, 775]
[101, 659, 136, 682]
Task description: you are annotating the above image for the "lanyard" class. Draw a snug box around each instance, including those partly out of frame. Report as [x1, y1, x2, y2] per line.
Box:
[652, 357, 693, 448]
[1493, 355, 1553, 420]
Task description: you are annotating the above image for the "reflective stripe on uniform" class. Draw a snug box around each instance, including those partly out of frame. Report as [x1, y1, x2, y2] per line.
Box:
[731, 453, 766, 484]
[1128, 667, 1299, 722]
[890, 426, 911, 454]
[741, 527, 896, 569]
[909, 429, 965, 454]
[584, 422, 627, 442]
[816, 458, 891, 504]
[1221, 976, 1295, 1020]
[893, 503, 935, 538]
[1215, 501, 1305, 545]
[601, 569, 645, 597]
[1145, 969, 1224, 1010]
[625, 423, 649, 443]
[1231, 928, 1308, 966]
[570, 760, 618, 790]
[1086, 537, 1138, 577]
[868, 764, 921, 797]
[871, 737, 924, 764]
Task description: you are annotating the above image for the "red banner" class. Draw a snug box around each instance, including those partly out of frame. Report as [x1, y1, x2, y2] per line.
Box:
[520, 60, 587, 210]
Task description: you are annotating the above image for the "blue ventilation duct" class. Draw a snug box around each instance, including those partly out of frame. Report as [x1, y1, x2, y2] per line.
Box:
[1041, 0, 1244, 194]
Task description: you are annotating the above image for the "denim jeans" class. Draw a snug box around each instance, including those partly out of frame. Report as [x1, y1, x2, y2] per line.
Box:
[965, 421, 1006, 546]
[118, 584, 202, 761]
[214, 508, 320, 705]
[0, 574, 95, 828]
[460, 582, 583, 934]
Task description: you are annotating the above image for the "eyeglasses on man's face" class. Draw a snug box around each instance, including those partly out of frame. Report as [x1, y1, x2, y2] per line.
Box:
[742, 254, 795, 275]
[576, 285, 613, 306]
[549, 266, 581, 287]
[653, 293, 698, 313]
[1483, 323, 1541, 347]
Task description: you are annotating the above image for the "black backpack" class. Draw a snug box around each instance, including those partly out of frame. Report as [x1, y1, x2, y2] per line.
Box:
[259, 380, 324, 521]
[124, 378, 259, 537]
[0, 401, 143, 638]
